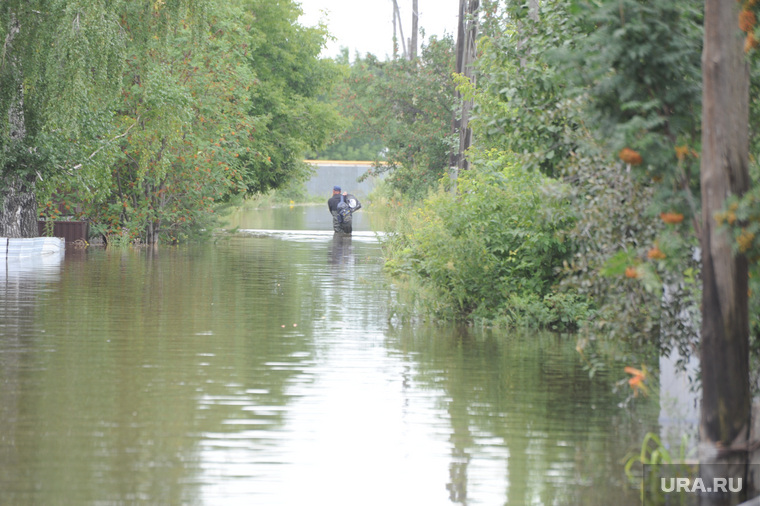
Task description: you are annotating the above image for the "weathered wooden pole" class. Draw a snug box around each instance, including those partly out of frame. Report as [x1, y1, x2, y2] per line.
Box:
[392, 0, 407, 59]
[699, 0, 752, 503]
[410, 0, 418, 60]
[449, 0, 478, 181]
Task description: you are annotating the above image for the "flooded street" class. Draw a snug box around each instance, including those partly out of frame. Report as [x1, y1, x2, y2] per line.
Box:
[0, 205, 660, 505]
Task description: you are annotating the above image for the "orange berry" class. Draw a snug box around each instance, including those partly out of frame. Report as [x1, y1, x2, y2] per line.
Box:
[738, 229, 755, 252]
[619, 148, 643, 165]
[739, 9, 756, 32]
[660, 212, 685, 224]
[745, 32, 759, 53]
[675, 145, 690, 161]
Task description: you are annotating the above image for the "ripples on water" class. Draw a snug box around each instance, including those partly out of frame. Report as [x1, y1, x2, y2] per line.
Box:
[0, 207, 660, 505]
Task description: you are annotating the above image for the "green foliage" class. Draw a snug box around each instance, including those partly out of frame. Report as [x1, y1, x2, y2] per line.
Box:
[26, 0, 342, 244]
[1, 1, 127, 188]
[556, 147, 702, 357]
[471, 0, 584, 177]
[242, 0, 343, 194]
[624, 432, 695, 503]
[39, 1, 243, 243]
[563, 0, 704, 249]
[491, 291, 592, 331]
[624, 432, 675, 476]
[383, 151, 576, 322]
[554, 0, 704, 359]
[719, 166, 760, 351]
[565, 0, 703, 152]
[329, 37, 457, 200]
[742, 26, 760, 373]
[560, 150, 662, 340]
[476, 0, 703, 213]
[308, 134, 383, 162]
[460, 0, 704, 355]
[307, 48, 381, 162]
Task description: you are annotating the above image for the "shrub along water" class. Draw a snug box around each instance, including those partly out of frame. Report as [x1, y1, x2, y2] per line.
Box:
[382, 151, 589, 330]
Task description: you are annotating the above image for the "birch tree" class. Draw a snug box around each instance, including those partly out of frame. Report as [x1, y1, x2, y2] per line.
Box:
[0, 2, 125, 237]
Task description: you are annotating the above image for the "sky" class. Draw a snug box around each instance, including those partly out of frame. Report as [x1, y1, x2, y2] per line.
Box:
[298, 0, 461, 60]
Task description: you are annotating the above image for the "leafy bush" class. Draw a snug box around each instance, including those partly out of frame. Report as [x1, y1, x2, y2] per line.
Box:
[468, 0, 705, 359]
[383, 151, 577, 323]
[488, 291, 592, 331]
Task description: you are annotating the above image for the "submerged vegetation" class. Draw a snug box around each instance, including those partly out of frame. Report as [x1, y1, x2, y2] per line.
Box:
[383, 153, 583, 330]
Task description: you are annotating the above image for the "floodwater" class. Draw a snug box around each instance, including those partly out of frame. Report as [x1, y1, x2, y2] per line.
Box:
[0, 205, 662, 505]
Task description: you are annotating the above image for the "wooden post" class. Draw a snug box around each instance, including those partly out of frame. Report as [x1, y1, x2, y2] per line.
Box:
[450, 0, 478, 177]
[699, 0, 752, 503]
[410, 0, 418, 60]
[392, 0, 407, 59]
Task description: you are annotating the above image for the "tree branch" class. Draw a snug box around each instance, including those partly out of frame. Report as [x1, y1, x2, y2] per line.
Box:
[70, 116, 140, 171]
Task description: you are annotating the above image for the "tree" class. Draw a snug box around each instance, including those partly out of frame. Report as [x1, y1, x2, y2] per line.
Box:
[332, 37, 456, 200]
[1, 2, 126, 237]
[94, 1, 255, 244]
[31, 0, 341, 244]
[699, 0, 752, 500]
[0, 12, 35, 237]
[241, 0, 341, 194]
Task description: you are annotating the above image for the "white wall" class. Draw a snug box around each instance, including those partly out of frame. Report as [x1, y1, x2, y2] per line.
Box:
[305, 161, 386, 199]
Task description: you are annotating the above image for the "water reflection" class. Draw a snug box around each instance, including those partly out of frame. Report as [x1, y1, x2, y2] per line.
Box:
[0, 208, 663, 505]
[223, 203, 376, 233]
[329, 234, 353, 267]
[0, 248, 66, 498]
[383, 324, 658, 506]
[0, 246, 65, 283]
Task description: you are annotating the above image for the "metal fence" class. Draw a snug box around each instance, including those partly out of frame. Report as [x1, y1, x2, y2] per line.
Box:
[37, 220, 89, 244]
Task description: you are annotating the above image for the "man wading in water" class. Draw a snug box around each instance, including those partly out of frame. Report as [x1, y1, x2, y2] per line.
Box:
[327, 185, 361, 235]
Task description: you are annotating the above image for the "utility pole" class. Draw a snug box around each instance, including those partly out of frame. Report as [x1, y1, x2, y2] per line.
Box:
[699, 0, 754, 503]
[392, 0, 407, 59]
[393, 1, 398, 58]
[410, 0, 418, 60]
[450, 0, 478, 180]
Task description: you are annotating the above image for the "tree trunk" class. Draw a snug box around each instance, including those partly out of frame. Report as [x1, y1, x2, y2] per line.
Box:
[517, 0, 540, 68]
[699, 0, 752, 503]
[528, 0, 539, 22]
[410, 0, 418, 60]
[392, 0, 407, 59]
[450, 0, 478, 181]
[1, 13, 38, 238]
[0, 180, 38, 238]
[393, 2, 398, 58]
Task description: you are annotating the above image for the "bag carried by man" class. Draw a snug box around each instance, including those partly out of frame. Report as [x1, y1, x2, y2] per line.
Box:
[337, 194, 361, 223]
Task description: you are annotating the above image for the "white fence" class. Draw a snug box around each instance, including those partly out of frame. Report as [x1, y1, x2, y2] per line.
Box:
[1, 237, 65, 261]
